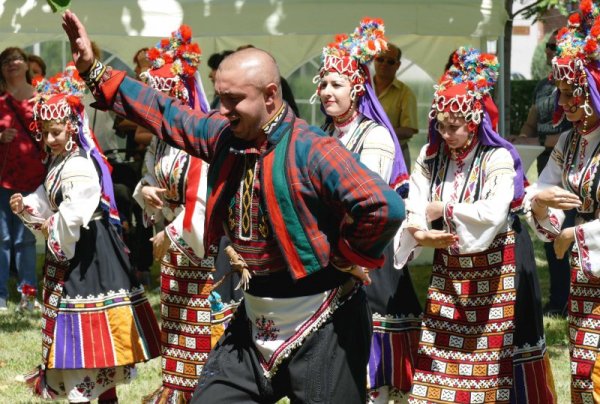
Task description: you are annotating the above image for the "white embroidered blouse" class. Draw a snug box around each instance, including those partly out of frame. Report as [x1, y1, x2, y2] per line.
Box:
[394, 143, 516, 268]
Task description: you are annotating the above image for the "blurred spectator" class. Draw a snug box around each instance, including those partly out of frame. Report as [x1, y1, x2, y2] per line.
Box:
[133, 47, 151, 79]
[512, 29, 573, 316]
[27, 54, 46, 85]
[0, 47, 45, 311]
[373, 43, 418, 171]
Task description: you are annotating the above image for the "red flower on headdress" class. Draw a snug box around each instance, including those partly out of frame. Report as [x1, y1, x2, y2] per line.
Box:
[477, 78, 487, 88]
[581, 0, 593, 14]
[569, 12, 581, 27]
[592, 22, 600, 38]
[147, 47, 160, 60]
[180, 24, 192, 42]
[189, 43, 201, 55]
[163, 54, 173, 64]
[557, 27, 569, 39]
[585, 38, 598, 53]
[31, 75, 44, 87]
[183, 63, 195, 77]
[160, 39, 170, 48]
[367, 40, 377, 51]
[335, 34, 349, 43]
[66, 95, 81, 109]
[473, 100, 482, 110]
[480, 53, 496, 63]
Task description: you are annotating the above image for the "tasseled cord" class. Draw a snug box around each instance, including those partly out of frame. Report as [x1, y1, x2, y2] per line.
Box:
[210, 246, 252, 292]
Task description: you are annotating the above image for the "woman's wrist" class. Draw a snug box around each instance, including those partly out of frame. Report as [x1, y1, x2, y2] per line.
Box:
[531, 197, 548, 219]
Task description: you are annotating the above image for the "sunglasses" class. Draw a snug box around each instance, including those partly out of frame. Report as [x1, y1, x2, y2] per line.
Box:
[545, 43, 557, 51]
[375, 57, 398, 66]
[1, 56, 25, 66]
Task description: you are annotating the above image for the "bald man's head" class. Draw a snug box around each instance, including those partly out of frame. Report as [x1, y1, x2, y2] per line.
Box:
[219, 48, 282, 98]
[214, 47, 284, 144]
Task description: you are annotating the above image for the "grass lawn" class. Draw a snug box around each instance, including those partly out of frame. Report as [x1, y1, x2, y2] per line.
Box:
[0, 233, 572, 403]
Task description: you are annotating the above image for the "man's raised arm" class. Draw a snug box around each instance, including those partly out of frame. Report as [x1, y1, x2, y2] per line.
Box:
[61, 10, 226, 163]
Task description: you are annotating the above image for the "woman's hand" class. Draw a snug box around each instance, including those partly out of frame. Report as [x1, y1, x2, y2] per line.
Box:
[426, 201, 445, 222]
[533, 186, 581, 211]
[150, 230, 171, 261]
[0, 128, 17, 144]
[141, 186, 166, 210]
[9, 193, 23, 214]
[411, 228, 458, 249]
[554, 226, 575, 259]
[41, 217, 52, 240]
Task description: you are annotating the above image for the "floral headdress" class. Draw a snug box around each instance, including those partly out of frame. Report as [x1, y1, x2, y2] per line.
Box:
[310, 18, 409, 195]
[32, 64, 121, 229]
[311, 17, 387, 102]
[427, 47, 526, 207]
[430, 47, 500, 130]
[551, 0, 600, 122]
[32, 63, 86, 125]
[142, 24, 203, 105]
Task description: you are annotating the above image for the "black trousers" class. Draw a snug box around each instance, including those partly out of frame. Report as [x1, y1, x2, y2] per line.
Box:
[192, 288, 372, 404]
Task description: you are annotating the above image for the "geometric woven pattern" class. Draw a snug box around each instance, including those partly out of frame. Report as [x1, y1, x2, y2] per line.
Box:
[409, 231, 517, 403]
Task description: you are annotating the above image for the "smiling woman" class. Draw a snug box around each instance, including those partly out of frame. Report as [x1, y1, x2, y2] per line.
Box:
[0, 46, 45, 313]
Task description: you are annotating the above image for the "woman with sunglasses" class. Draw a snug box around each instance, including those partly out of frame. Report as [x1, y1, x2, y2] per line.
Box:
[394, 47, 555, 403]
[313, 19, 422, 403]
[526, 3, 600, 401]
[0, 47, 45, 312]
[373, 43, 418, 170]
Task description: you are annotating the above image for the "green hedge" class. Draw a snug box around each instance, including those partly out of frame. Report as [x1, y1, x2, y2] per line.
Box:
[510, 80, 538, 135]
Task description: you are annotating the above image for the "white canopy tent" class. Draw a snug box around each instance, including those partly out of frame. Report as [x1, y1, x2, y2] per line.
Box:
[0, 0, 508, 130]
[0, 0, 506, 77]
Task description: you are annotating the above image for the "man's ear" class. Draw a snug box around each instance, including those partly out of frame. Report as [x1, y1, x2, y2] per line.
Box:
[264, 82, 278, 106]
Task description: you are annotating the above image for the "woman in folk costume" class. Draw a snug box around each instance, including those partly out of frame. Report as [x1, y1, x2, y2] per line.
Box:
[525, 1, 600, 401]
[9, 64, 161, 403]
[131, 25, 234, 403]
[394, 47, 555, 404]
[312, 18, 422, 403]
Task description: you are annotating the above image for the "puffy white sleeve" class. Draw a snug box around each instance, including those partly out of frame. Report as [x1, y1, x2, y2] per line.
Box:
[358, 125, 395, 183]
[394, 145, 431, 268]
[46, 156, 100, 262]
[165, 160, 209, 265]
[573, 222, 600, 278]
[19, 185, 54, 232]
[523, 132, 569, 241]
[133, 137, 163, 227]
[442, 147, 515, 254]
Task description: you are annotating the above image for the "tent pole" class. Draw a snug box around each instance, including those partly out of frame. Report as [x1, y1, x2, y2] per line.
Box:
[497, 34, 506, 136]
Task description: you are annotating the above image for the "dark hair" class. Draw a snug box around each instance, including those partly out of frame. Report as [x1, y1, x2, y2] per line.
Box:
[133, 47, 149, 64]
[444, 49, 457, 72]
[207, 50, 234, 70]
[388, 43, 402, 61]
[0, 47, 31, 86]
[27, 54, 46, 76]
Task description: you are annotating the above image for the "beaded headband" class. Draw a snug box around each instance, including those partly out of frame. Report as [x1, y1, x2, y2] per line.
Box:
[310, 18, 387, 103]
[551, 0, 600, 120]
[429, 47, 499, 129]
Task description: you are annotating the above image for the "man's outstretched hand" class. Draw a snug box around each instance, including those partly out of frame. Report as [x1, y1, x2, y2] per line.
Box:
[61, 10, 94, 73]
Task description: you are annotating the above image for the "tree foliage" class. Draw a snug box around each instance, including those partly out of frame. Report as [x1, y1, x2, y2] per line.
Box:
[517, 0, 577, 21]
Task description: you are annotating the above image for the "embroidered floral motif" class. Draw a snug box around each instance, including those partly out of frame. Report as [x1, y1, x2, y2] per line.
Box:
[96, 367, 116, 387]
[75, 376, 95, 398]
[255, 316, 280, 342]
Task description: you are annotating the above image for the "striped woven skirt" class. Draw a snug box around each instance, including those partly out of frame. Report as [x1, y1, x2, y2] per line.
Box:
[366, 244, 422, 400]
[568, 249, 600, 404]
[409, 231, 517, 404]
[27, 219, 161, 401]
[144, 248, 217, 403]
